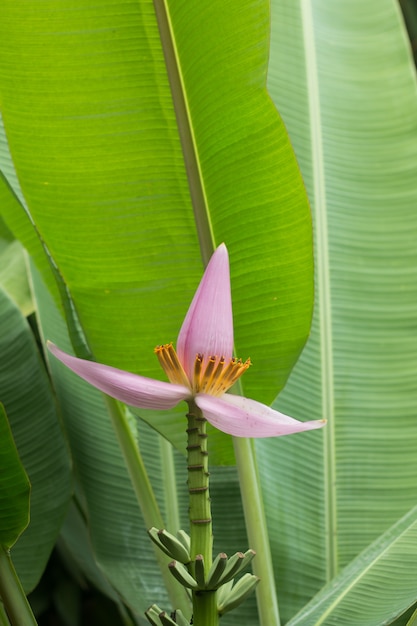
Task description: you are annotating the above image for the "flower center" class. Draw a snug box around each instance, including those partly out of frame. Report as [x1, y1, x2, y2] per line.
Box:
[154, 343, 251, 397]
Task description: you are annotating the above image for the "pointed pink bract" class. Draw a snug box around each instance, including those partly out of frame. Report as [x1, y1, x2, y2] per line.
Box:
[47, 342, 190, 409]
[195, 393, 326, 438]
[177, 244, 234, 380]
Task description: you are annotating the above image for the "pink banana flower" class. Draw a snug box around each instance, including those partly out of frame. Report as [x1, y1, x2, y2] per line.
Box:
[48, 244, 325, 438]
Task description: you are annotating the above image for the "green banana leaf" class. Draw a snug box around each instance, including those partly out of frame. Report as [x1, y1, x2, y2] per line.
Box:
[0, 403, 30, 548]
[0, 0, 313, 418]
[31, 263, 179, 617]
[0, 2, 317, 616]
[400, 0, 417, 66]
[0, 6, 315, 619]
[0, 216, 33, 317]
[58, 502, 121, 602]
[407, 607, 417, 626]
[2, 1, 416, 625]
[0, 287, 72, 592]
[0, 117, 59, 308]
[286, 504, 417, 626]
[0, 239, 32, 317]
[257, 0, 417, 622]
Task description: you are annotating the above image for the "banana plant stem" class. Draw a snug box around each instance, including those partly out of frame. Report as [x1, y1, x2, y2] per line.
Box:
[0, 546, 38, 626]
[0, 602, 10, 626]
[187, 401, 218, 626]
[233, 437, 281, 626]
[105, 397, 190, 616]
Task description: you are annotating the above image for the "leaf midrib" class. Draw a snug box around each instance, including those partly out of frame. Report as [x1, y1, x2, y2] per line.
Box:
[152, 0, 216, 266]
[301, 0, 337, 580]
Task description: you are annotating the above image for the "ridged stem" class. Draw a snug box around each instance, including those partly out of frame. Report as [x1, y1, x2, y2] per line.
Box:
[186, 400, 218, 626]
[0, 546, 38, 626]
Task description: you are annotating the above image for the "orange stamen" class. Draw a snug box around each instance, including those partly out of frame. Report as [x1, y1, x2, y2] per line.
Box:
[155, 344, 251, 396]
[154, 343, 190, 387]
[199, 356, 217, 392]
[192, 354, 250, 396]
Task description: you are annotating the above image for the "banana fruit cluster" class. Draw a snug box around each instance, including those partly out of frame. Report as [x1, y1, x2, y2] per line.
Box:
[146, 527, 259, 624]
[145, 606, 190, 626]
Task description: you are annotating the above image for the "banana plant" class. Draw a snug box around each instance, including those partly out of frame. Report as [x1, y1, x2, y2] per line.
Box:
[0, 0, 417, 625]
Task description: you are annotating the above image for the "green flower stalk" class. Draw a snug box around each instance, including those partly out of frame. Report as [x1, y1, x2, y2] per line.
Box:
[186, 400, 217, 625]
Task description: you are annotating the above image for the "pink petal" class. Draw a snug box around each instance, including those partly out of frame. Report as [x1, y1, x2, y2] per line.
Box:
[195, 393, 326, 438]
[177, 244, 234, 380]
[47, 342, 190, 409]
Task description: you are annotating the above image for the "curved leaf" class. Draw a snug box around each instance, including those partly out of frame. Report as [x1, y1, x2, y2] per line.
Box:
[0, 0, 313, 418]
[31, 264, 182, 616]
[0, 116, 61, 311]
[259, 0, 417, 621]
[287, 505, 417, 626]
[0, 403, 30, 548]
[0, 218, 32, 316]
[407, 607, 417, 626]
[58, 501, 132, 609]
[0, 288, 71, 592]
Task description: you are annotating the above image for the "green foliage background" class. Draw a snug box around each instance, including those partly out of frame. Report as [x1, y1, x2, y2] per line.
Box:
[0, 1, 417, 625]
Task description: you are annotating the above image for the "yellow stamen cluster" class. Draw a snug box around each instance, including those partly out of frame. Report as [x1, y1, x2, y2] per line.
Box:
[192, 353, 251, 396]
[154, 343, 251, 397]
[154, 343, 189, 387]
